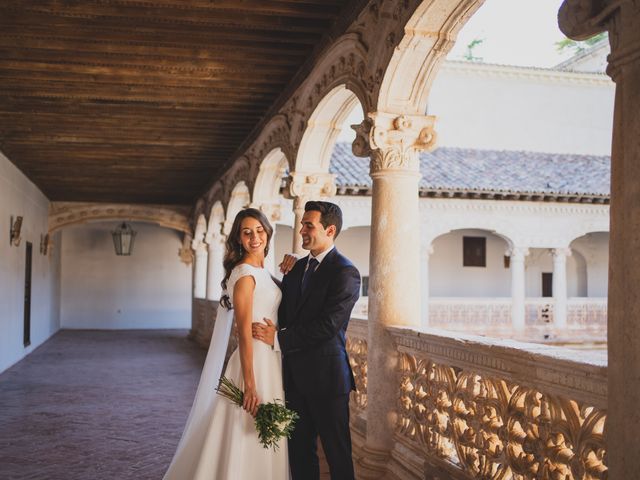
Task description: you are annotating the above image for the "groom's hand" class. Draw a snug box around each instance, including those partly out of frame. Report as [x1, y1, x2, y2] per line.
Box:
[252, 318, 276, 346]
[279, 253, 298, 275]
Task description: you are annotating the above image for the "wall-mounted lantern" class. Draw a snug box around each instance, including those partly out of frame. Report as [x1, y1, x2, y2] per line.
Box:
[9, 216, 23, 247]
[111, 222, 136, 256]
[40, 234, 50, 255]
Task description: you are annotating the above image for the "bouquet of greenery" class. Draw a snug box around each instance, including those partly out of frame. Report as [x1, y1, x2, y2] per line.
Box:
[216, 376, 299, 450]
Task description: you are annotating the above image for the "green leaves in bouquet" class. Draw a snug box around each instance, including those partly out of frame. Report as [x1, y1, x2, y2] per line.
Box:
[216, 376, 299, 451]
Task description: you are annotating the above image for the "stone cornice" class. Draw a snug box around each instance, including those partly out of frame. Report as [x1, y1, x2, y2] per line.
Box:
[441, 59, 613, 86]
[335, 186, 610, 205]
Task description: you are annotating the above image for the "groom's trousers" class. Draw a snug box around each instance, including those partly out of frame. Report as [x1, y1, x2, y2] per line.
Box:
[286, 381, 355, 480]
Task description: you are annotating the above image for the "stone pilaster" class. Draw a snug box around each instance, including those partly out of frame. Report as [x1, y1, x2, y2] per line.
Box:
[352, 111, 437, 478]
[421, 243, 434, 328]
[508, 247, 529, 333]
[205, 232, 225, 301]
[256, 202, 281, 275]
[284, 171, 336, 255]
[559, 2, 640, 477]
[192, 239, 208, 299]
[551, 247, 572, 330]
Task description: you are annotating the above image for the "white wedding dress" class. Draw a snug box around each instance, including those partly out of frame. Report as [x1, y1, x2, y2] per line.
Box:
[164, 263, 288, 480]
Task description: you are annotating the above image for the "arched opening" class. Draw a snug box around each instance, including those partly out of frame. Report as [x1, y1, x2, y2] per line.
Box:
[223, 181, 251, 235]
[253, 148, 288, 208]
[570, 232, 609, 297]
[59, 220, 191, 330]
[431, 228, 511, 297]
[296, 84, 363, 173]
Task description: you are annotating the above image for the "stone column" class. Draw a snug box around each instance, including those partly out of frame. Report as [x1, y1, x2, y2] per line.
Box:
[508, 247, 529, 333]
[192, 241, 208, 299]
[205, 233, 225, 301]
[560, 3, 640, 476]
[552, 248, 571, 330]
[352, 112, 436, 477]
[420, 243, 434, 328]
[291, 195, 306, 255]
[256, 203, 281, 275]
[285, 171, 336, 255]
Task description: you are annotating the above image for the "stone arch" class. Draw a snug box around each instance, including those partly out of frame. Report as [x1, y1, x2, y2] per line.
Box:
[289, 33, 372, 151]
[429, 227, 512, 298]
[425, 221, 516, 251]
[205, 181, 225, 216]
[294, 84, 364, 173]
[192, 214, 208, 245]
[570, 231, 609, 297]
[378, 0, 484, 114]
[206, 201, 225, 241]
[48, 202, 191, 235]
[221, 156, 252, 205]
[253, 148, 288, 207]
[223, 181, 251, 235]
[251, 114, 293, 172]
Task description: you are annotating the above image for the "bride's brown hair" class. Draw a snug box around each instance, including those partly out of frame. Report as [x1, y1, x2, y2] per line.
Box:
[220, 208, 273, 309]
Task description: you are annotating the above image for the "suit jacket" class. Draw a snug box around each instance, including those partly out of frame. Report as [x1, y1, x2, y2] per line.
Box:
[277, 247, 361, 397]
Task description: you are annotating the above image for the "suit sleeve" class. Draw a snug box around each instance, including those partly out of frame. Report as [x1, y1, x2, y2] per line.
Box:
[277, 264, 360, 354]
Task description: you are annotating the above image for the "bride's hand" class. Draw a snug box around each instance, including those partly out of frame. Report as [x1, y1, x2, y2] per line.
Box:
[243, 384, 260, 417]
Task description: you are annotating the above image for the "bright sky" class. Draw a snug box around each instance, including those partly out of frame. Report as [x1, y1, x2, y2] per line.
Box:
[338, 0, 579, 142]
[448, 0, 572, 67]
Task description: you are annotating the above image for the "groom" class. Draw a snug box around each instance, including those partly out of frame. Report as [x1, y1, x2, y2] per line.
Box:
[253, 201, 361, 480]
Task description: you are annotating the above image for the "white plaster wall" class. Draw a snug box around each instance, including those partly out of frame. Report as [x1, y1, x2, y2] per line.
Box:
[525, 248, 588, 297]
[428, 63, 614, 155]
[0, 151, 61, 373]
[335, 226, 370, 277]
[430, 229, 511, 297]
[339, 62, 614, 156]
[60, 222, 191, 329]
[273, 223, 371, 280]
[571, 232, 609, 296]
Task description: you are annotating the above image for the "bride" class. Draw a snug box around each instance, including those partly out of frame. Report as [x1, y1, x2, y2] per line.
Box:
[164, 208, 288, 479]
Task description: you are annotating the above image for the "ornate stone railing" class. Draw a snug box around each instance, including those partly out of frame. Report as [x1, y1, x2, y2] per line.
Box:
[353, 298, 607, 339]
[346, 318, 608, 480]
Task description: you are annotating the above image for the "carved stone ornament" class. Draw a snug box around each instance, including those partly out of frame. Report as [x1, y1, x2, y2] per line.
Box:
[179, 234, 194, 265]
[352, 112, 437, 174]
[284, 171, 337, 202]
[559, 0, 640, 78]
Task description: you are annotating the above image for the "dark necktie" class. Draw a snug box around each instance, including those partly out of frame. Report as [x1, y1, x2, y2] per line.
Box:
[301, 258, 319, 294]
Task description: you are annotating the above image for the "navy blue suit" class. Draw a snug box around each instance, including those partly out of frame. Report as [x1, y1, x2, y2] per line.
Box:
[277, 248, 360, 480]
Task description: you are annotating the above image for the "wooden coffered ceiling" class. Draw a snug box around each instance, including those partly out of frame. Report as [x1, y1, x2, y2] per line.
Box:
[0, 0, 365, 205]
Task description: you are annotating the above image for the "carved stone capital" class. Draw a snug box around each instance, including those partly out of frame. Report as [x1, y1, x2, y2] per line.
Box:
[257, 202, 282, 223]
[284, 171, 337, 203]
[179, 234, 194, 265]
[559, 0, 640, 79]
[558, 0, 612, 40]
[507, 246, 530, 260]
[552, 247, 573, 259]
[352, 112, 437, 175]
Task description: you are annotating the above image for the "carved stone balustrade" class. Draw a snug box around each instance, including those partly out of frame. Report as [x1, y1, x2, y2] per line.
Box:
[347, 318, 607, 479]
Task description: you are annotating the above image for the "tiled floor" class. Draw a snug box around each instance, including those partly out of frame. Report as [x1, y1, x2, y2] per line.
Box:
[0, 330, 331, 480]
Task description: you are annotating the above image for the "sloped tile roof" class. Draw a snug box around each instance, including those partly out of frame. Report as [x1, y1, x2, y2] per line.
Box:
[330, 142, 610, 197]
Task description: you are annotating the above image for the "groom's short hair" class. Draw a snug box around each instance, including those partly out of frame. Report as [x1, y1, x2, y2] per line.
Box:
[305, 201, 343, 238]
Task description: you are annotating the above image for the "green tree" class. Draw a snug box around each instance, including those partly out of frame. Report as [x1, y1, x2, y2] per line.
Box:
[555, 32, 607, 55]
[464, 38, 485, 62]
